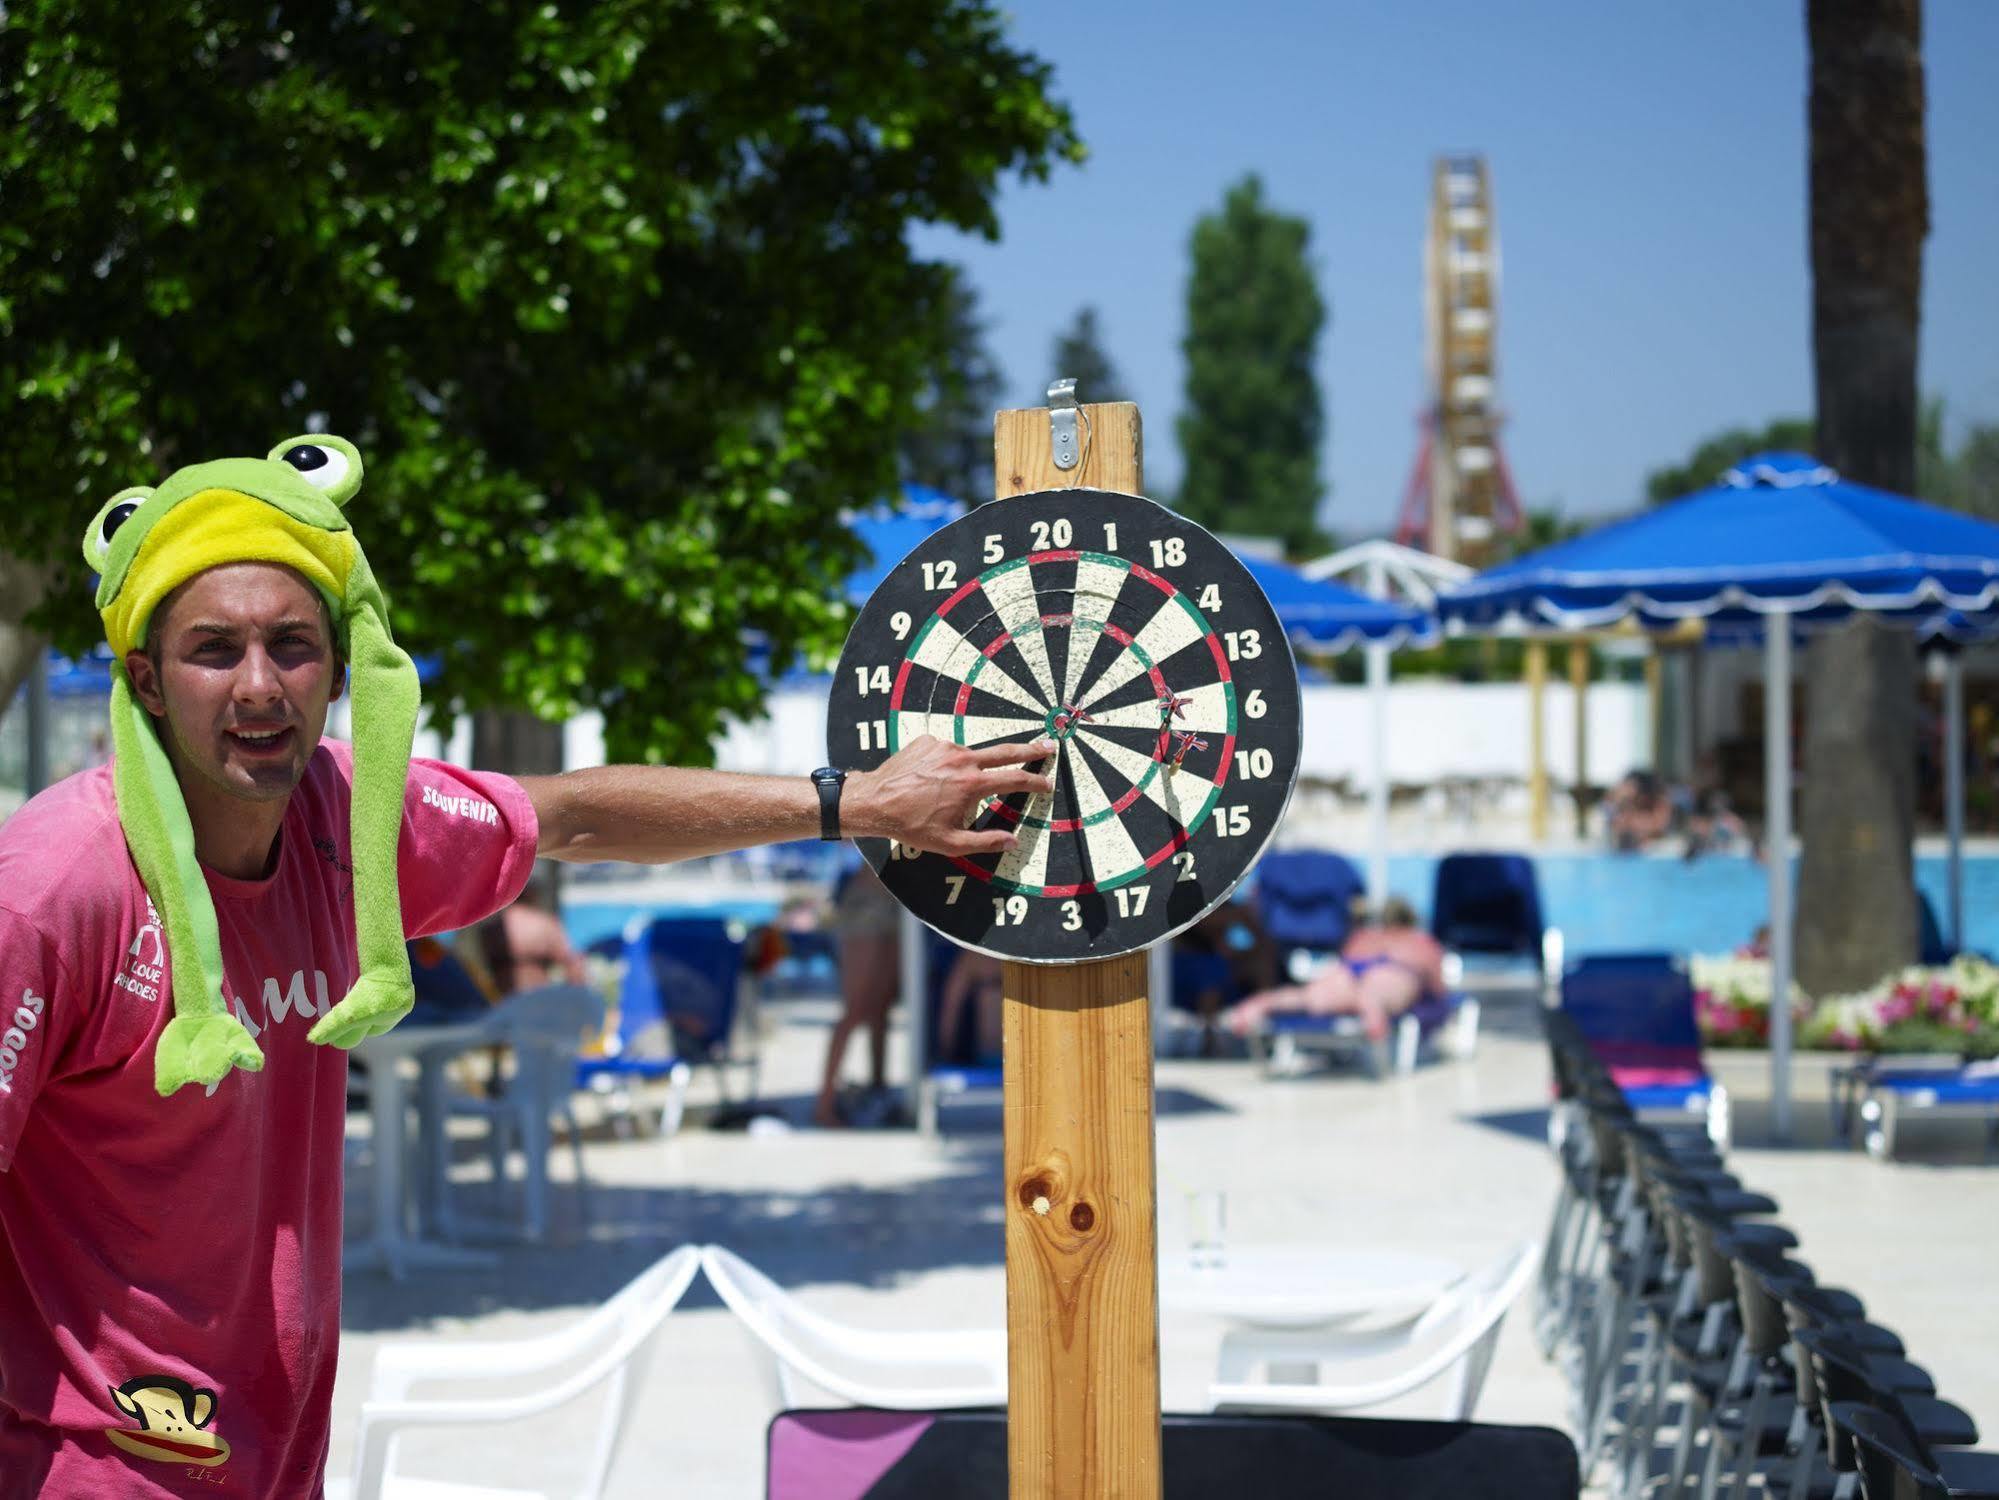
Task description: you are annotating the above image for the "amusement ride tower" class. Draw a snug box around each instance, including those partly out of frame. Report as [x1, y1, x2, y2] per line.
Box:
[1394, 154, 1523, 564]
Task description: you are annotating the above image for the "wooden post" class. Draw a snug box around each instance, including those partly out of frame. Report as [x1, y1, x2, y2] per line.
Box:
[994, 401, 1163, 1500]
[1569, 641, 1590, 839]
[1526, 640, 1549, 843]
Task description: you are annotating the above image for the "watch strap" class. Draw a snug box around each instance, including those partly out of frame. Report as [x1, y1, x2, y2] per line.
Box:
[812, 768, 845, 842]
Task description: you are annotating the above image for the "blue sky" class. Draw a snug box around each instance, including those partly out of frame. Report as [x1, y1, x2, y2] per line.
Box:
[911, 1, 1999, 536]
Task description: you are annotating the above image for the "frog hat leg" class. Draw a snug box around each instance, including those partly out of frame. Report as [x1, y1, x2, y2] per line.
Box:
[108, 631, 266, 1091]
[305, 537, 422, 1049]
[84, 436, 424, 1092]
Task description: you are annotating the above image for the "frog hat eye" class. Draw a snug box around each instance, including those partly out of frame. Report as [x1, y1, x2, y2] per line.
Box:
[280, 442, 349, 489]
[267, 434, 364, 506]
[82, 487, 155, 573]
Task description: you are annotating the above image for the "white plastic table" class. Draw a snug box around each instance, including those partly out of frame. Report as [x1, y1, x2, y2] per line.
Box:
[1160, 1247, 1464, 1329]
[347, 1018, 505, 1279]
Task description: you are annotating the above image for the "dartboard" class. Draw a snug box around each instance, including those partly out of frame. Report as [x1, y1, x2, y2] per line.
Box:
[828, 488, 1301, 963]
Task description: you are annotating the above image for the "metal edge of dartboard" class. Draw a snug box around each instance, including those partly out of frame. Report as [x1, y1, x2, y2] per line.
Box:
[828, 488, 1303, 965]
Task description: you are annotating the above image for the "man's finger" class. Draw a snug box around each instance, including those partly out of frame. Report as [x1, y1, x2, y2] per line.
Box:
[969, 737, 1056, 767]
[948, 828, 1020, 857]
[980, 768, 1056, 798]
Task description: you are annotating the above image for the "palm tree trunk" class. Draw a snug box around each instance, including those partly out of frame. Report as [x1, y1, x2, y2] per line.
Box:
[1796, 0, 1929, 997]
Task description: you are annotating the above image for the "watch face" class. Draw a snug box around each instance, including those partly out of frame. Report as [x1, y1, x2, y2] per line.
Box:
[828, 489, 1301, 964]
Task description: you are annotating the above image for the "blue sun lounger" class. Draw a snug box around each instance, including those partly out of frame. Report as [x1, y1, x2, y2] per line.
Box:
[1853, 1060, 1999, 1160]
[1557, 953, 1728, 1147]
[577, 916, 756, 1129]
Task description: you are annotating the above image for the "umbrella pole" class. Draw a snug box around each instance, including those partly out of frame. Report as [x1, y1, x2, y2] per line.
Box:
[1570, 642, 1590, 839]
[1765, 622, 1794, 1141]
[1363, 555, 1393, 912]
[1527, 642, 1549, 842]
[1945, 653, 1966, 953]
[1367, 640, 1390, 911]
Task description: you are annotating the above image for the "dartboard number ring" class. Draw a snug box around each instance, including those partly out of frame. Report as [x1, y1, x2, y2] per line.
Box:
[828, 488, 1302, 964]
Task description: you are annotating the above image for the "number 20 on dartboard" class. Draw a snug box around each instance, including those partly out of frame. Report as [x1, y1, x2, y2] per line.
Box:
[828, 488, 1301, 964]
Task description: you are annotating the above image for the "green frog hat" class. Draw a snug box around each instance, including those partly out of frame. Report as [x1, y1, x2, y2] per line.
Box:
[82, 436, 421, 1095]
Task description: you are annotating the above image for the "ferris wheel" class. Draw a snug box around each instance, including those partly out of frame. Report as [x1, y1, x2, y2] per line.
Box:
[1395, 153, 1523, 564]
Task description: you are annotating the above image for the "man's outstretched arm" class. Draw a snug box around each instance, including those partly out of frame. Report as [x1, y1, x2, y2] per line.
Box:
[520, 734, 1054, 866]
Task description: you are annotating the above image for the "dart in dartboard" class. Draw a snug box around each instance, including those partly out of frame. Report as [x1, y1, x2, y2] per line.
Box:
[828, 487, 1302, 964]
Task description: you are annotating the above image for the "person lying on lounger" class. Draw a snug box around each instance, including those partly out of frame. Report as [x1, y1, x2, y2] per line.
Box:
[1222, 897, 1447, 1043]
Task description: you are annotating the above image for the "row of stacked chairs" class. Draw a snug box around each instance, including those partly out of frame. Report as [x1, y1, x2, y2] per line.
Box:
[1538, 1005, 1998, 1498]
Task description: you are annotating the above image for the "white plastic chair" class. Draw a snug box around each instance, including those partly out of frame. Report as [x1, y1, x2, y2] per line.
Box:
[326, 1244, 702, 1500]
[423, 984, 605, 1243]
[1207, 1241, 1537, 1421]
[700, 1244, 1007, 1410]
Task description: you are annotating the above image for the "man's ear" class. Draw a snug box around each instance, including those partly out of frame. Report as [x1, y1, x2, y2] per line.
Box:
[124, 649, 168, 718]
[330, 660, 348, 703]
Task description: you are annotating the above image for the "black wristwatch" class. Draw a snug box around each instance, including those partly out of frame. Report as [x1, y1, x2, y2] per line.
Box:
[810, 766, 848, 842]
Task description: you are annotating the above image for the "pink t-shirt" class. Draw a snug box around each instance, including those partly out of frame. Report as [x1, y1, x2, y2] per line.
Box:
[0, 741, 538, 1499]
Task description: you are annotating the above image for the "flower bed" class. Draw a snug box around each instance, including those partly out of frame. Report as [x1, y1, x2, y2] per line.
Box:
[1689, 955, 1808, 1048]
[1692, 953, 1999, 1058]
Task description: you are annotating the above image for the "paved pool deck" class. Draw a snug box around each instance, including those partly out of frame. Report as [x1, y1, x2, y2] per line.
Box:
[333, 985, 1997, 1498]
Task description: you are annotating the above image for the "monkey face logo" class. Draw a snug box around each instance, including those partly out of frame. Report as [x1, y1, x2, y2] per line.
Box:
[105, 1374, 231, 1468]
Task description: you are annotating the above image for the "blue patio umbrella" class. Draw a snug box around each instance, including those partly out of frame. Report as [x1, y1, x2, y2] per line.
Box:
[844, 484, 964, 606]
[1443, 452, 1999, 630]
[44, 650, 115, 699]
[1438, 451, 1999, 1137]
[1236, 554, 1434, 653]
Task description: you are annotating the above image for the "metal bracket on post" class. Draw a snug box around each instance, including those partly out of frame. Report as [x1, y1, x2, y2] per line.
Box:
[1047, 378, 1080, 470]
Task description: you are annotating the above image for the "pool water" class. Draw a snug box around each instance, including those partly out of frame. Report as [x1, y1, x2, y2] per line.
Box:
[563, 898, 783, 952]
[1381, 853, 1988, 959]
[562, 855, 1992, 962]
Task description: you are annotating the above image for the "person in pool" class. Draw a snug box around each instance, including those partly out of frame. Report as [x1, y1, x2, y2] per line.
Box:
[1223, 896, 1447, 1043]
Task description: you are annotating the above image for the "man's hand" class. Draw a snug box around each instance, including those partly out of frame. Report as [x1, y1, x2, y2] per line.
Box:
[845, 734, 1056, 857]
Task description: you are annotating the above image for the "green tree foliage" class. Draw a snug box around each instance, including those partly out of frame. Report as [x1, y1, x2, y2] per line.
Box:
[1048, 305, 1125, 406]
[1176, 175, 1327, 557]
[1917, 398, 1999, 517]
[897, 269, 1006, 504]
[1942, 423, 1999, 517]
[1643, 418, 1817, 502]
[0, 0, 1079, 762]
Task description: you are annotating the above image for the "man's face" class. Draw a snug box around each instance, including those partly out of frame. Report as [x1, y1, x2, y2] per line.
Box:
[125, 562, 345, 803]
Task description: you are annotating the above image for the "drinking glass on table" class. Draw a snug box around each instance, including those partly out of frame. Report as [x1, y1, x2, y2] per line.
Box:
[1188, 1189, 1227, 1270]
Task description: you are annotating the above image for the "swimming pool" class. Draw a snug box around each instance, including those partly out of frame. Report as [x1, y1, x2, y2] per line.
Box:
[563, 854, 1993, 961]
[1379, 852, 1988, 959]
[563, 898, 783, 952]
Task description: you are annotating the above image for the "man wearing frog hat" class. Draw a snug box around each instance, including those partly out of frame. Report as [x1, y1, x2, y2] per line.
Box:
[0, 436, 1054, 1498]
